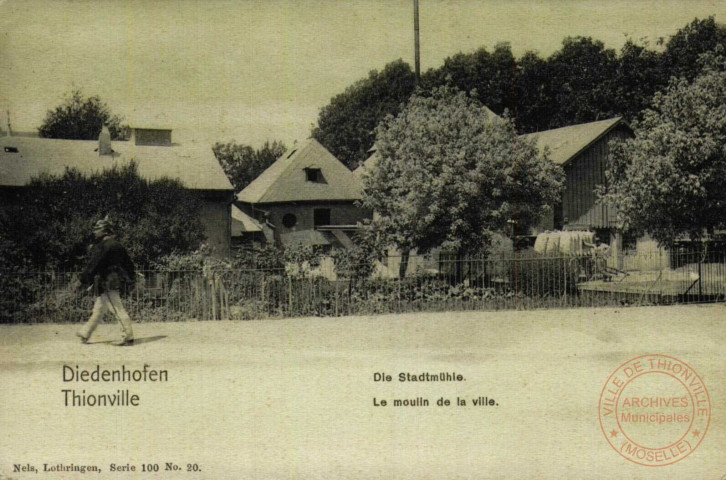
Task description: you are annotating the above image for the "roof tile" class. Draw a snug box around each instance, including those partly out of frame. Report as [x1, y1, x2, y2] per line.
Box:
[237, 138, 361, 203]
[522, 117, 623, 165]
[0, 136, 232, 190]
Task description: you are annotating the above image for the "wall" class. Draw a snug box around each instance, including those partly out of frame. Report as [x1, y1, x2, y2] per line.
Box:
[373, 248, 440, 279]
[197, 193, 231, 257]
[242, 202, 369, 244]
[267, 202, 367, 231]
[619, 237, 671, 272]
[561, 126, 631, 230]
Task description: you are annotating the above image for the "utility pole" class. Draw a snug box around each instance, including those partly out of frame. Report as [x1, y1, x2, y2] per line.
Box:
[414, 0, 420, 85]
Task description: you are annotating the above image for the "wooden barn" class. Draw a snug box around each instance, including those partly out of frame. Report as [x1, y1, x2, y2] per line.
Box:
[525, 117, 633, 252]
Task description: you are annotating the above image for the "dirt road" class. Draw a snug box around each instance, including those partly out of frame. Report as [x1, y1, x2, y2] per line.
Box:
[1, 305, 724, 479]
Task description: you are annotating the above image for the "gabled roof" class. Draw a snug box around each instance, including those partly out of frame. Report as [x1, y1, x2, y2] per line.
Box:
[481, 105, 503, 123]
[0, 136, 233, 190]
[237, 138, 361, 203]
[522, 117, 624, 165]
[352, 149, 379, 180]
[231, 205, 262, 235]
[354, 118, 625, 182]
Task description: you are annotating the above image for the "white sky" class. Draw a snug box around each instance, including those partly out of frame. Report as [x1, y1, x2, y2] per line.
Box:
[1, 0, 725, 148]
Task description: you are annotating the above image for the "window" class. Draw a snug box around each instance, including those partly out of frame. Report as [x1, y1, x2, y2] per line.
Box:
[594, 229, 611, 245]
[282, 213, 297, 229]
[622, 230, 638, 253]
[313, 209, 331, 227]
[305, 168, 321, 182]
[4, 146, 19, 153]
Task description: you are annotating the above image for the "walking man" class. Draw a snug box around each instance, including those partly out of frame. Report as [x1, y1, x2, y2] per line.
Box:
[77, 216, 136, 346]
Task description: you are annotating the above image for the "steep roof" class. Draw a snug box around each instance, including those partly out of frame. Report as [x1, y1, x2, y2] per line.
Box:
[354, 118, 624, 184]
[481, 105, 503, 123]
[352, 149, 379, 180]
[0, 136, 233, 190]
[237, 138, 361, 203]
[231, 205, 262, 235]
[522, 117, 624, 165]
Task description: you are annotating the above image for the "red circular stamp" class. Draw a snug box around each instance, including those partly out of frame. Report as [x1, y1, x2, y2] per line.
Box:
[599, 354, 711, 466]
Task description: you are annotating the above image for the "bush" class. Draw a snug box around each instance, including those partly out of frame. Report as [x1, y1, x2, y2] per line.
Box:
[330, 227, 384, 282]
[1, 163, 205, 272]
[509, 250, 591, 296]
[232, 245, 286, 270]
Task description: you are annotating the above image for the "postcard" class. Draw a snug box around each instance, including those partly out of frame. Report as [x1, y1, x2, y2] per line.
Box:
[1, 1, 725, 479]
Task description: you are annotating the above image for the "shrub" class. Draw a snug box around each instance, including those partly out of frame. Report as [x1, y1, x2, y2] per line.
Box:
[330, 227, 384, 283]
[1, 163, 205, 272]
[509, 250, 590, 296]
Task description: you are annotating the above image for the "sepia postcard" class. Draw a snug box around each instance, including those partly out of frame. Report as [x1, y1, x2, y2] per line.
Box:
[1, 1, 725, 479]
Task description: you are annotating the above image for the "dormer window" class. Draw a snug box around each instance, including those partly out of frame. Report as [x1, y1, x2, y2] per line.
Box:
[305, 167, 322, 183]
[131, 127, 172, 146]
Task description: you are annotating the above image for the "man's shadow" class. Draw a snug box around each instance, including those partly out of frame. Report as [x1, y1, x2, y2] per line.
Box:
[89, 335, 167, 345]
[130, 335, 167, 345]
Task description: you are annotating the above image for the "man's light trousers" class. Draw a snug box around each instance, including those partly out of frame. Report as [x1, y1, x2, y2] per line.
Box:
[79, 290, 134, 341]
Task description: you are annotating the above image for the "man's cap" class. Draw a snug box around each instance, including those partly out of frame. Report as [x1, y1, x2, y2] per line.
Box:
[93, 215, 114, 233]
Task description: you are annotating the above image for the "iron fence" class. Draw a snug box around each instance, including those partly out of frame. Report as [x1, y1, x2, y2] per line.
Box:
[2, 248, 725, 323]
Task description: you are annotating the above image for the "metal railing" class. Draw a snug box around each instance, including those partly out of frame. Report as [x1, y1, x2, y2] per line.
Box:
[2, 249, 725, 323]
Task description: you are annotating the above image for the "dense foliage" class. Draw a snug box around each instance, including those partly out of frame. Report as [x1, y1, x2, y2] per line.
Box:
[38, 89, 128, 140]
[312, 17, 726, 167]
[329, 225, 385, 282]
[4, 251, 618, 324]
[0, 163, 205, 271]
[361, 86, 564, 256]
[212, 140, 287, 192]
[311, 59, 416, 170]
[600, 50, 726, 247]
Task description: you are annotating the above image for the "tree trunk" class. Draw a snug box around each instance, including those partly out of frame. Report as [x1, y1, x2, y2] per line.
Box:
[455, 251, 463, 284]
[399, 250, 410, 280]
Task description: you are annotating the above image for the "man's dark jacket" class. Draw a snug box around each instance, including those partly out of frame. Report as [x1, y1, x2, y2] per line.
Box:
[80, 237, 136, 294]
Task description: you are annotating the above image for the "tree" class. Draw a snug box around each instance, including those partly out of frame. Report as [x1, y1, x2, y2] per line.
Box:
[311, 18, 726, 170]
[361, 86, 564, 264]
[662, 17, 726, 83]
[0, 163, 205, 270]
[38, 89, 128, 140]
[312, 59, 416, 169]
[544, 37, 620, 129]
[514, 50, 557, 133]
[212, 140, 286, 192]
[423, 43, 517, 116]
[612, 39, 667, 123]
[600, 50, 726, 247]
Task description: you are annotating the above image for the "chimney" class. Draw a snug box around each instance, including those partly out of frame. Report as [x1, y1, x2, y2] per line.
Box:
[98, 125, 112, 155]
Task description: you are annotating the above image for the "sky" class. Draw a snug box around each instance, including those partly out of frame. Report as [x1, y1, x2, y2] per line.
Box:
[1, 0, 726, 149]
